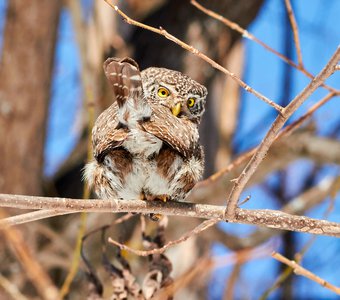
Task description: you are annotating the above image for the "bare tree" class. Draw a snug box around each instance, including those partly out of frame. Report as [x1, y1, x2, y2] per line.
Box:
[0, 1, 340, 299]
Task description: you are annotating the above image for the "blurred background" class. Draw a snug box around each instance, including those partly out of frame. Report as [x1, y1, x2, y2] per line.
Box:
[0, 0, 340, 299]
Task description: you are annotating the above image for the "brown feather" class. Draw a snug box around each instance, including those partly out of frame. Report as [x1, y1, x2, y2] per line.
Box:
[103, 57, 142, 108]
[92, 102, 128, 162]
[141, 104, 199, 158]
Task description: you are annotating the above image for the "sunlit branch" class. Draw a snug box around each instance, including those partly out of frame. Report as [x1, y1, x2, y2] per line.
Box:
[1, 193, 340, 237]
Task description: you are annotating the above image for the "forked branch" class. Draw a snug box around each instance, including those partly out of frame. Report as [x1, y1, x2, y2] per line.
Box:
[225, 46, 340, 218]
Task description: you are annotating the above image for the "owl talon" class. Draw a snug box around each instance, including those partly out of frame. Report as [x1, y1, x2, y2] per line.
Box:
[159, 195, 168, 202]
[149, 213, 163, 221]
[145, 194, 169, 202]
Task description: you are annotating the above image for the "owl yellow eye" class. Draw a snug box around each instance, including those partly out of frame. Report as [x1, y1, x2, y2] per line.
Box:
[187, 98, 196, 107]
[157, 87, 170, 98]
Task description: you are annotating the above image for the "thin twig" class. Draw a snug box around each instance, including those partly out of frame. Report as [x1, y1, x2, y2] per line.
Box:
[224, 258, 243, 300]
[336, 65, 340, 70]
[82, 213, 135, 242]
[104, 0, 284, 113]
[1, 194, 340, 237]
[0, 209, 72, 228]
[191, 0, 338, 94]
[284, 0, 303, 67]
[277, 92, 336, 138]
[108, 218, 219, 256]
[272, 252, 340, 295]
[0, 273, 29, 300]
[225, 47, 340, 219]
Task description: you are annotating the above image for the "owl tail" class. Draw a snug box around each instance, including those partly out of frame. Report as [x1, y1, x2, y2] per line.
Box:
[103, 57, 151, 127]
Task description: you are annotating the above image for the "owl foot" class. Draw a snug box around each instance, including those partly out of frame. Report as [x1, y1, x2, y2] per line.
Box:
[145, 194, 169, 202]
[143, 194, 169, 221]
[149, 213, 163, 221]
[140, 192, 146, 200]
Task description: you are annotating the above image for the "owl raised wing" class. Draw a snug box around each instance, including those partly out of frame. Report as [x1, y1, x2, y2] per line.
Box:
[92, 58, 200, 162]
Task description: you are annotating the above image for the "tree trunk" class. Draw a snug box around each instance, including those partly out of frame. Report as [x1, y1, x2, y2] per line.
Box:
[0, 0, 61, 195]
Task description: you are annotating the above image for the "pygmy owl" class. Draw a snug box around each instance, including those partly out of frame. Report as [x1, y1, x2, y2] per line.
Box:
[84, 57, 207, 205]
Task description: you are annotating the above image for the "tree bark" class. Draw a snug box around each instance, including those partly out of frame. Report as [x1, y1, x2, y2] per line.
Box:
[0, 0, 61, 195]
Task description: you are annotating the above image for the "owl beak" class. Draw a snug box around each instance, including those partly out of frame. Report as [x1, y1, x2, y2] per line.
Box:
[171, 103, 181, 117]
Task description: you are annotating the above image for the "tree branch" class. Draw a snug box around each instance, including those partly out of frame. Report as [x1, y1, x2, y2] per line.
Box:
[191, 0, 338, 94]
[104, 0, 284, 113]
[272, 252, 340, 295]
[284, 0, 303, 67]
[225, 46, 340, 218]
[0, 210, 72, 228]
[1, 193, 340, 237]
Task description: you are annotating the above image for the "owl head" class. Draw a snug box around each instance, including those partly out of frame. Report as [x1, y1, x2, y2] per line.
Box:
[141, 67, 208, 123]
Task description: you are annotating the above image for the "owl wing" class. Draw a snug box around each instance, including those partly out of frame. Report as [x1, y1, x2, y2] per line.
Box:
[103, 57, 143, 108]
[93, 57, 143, 162]
[92, 102, 128, 163]
[141, 104, 199, 158]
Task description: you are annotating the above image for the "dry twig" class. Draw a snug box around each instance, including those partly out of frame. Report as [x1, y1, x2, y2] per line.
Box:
[191, 0, 338, 94]
[104, 0, 284, 113]
[0, 209, 72, 228]
[108, 218, 219, 256]
[272, 252, 340, 295]
[284, 0, 303, 67]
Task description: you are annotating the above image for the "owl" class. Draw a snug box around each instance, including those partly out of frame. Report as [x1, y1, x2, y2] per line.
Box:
[84, 57, 207, 206]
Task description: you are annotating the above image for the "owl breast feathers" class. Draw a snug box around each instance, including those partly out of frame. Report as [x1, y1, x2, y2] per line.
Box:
[84, 57, 207, 202]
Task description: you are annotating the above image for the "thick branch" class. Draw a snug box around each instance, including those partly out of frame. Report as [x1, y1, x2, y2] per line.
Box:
[1, 194, 340, 237]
